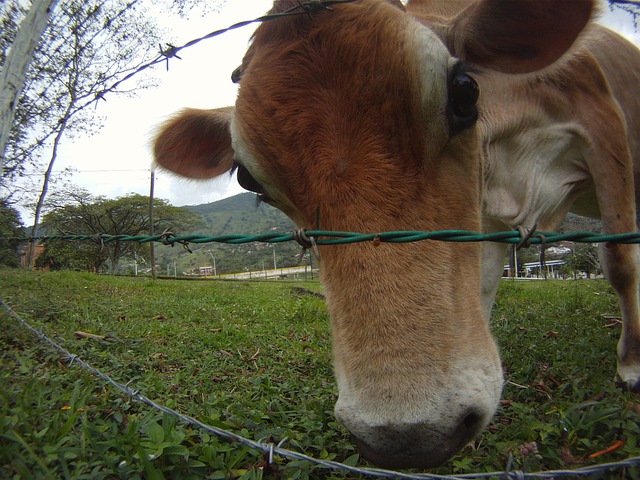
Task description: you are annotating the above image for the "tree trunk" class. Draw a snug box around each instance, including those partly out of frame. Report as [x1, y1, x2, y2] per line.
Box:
[110, 240, 122, 275]
[0, 0, 59, 174]
[27, 114, 69, 268]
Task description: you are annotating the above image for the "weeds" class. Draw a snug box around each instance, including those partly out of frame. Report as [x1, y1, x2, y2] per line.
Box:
[1, 270, 639, 478]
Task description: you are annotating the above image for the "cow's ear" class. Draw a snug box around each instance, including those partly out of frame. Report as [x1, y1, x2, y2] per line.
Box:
[153, 107, 235, 179]
[447, 0, 594, 74]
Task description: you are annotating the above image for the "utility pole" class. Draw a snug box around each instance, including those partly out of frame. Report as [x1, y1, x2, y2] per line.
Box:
[149, 169, 156, 279]
[272, 244, 277, 270]
[207, 251, 217, 277]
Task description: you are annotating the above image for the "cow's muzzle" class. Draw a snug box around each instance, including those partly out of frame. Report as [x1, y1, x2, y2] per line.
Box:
[340, 411, 486, 469]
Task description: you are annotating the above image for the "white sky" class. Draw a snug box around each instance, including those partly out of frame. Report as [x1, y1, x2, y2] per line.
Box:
[15, 0, 640, 224]
[20, 0, 274, 224]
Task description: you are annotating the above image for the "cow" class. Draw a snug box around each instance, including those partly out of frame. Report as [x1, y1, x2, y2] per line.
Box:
[153, 0, 640, 470]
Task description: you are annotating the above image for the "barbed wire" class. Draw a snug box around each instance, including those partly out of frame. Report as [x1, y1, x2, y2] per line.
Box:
[2, 298, 640, 479]
[5, 1, 640, 473]
[6, 229, 640, 248]
[1, 0, 358, 182]
[77, 0, 358, 111]
[1, 1, 358, 173]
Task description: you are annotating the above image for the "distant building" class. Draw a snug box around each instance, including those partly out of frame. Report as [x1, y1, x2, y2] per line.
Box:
[503, 259, 566, 278]
[547, 246, 571, 256]
[199, 266, 213, 276]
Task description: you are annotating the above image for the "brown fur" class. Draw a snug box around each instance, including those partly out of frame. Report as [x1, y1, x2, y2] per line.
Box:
[154, 107, 234, 178]
[410, 0, 640, 395]
[237, 1, 430, 225]
[153, 0, 640, 469]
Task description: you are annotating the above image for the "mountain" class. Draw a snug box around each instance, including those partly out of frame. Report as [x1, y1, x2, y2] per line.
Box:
[559, 213, 601, 233]
[158, 193, 603, 276]
[157, 193, 301, 276]
[186, 193, 295, 236]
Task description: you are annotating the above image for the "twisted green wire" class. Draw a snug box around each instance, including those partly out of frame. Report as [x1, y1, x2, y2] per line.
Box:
[10, 230, 640, 246]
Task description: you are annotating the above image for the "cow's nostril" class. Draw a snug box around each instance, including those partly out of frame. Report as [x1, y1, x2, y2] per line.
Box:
[463, 412, 481, 429]
[348, 412, 491, 469]
[457, 411, 484, 442]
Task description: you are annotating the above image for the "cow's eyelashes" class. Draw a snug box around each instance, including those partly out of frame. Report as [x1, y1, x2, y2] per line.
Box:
[448, 63, 479, 135]
[231, 65, 242, 84]
[236, 164, 265, 195]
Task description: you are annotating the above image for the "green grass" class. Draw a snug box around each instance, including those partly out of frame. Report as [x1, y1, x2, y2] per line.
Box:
[1, 270, 639, 479]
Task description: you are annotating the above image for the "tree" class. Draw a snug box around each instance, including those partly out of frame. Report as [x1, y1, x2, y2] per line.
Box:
[0, 0, 59, 173]
[0, 200, 23, 267]
[609, 0, 640, 21]
[35, 236, 107, 271]
[1, 0, 169, 267]
[560, 243, 600, 279]
[26, 1, 167, 267]
[1, 0, 230, 267]
[40, 191, 201, 273]
[2, 1, 160, 180]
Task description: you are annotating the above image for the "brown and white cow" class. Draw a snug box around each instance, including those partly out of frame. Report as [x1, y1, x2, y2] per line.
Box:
[153, 0, 640, 469]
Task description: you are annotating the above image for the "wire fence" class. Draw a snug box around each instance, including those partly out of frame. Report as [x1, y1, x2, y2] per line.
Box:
[4, 1, 640, 476]
[3, 0, 358, 170]
[2, 296, 640, 479]
[10, 228, 640, 248]
[74, 0, 359, 113]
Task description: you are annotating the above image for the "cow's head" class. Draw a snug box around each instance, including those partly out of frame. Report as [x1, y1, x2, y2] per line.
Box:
[154, 0, 593, 469]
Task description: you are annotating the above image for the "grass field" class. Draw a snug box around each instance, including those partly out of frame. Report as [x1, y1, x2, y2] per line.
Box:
[1, 270, 639, 479]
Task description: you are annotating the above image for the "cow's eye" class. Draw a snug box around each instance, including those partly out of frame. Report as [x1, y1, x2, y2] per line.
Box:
[236, 164, 265, 195]
[449, 64, 479, 134]
[451, 73, 478, 117]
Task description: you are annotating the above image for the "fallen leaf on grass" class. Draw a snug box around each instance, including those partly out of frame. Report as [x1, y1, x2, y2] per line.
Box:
[151, 315, 166, 321]
[74, 331, 107, 341]
[219, 349, 234, 358]
[533, 378, 548, 393]
[602, 315, 622, 329]
[74, 331, 120, 343]
[544, 330, 559, 338]
[588, 440, 624, 459]
[626, 402, 640, 414]
[210, 327, 222, 333]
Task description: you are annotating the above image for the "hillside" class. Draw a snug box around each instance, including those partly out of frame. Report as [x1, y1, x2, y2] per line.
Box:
[559, 213, 601, 233]
[157, 193, 603, 276]
[156, 193, 300, 276]
[186, 193, 295, 236]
